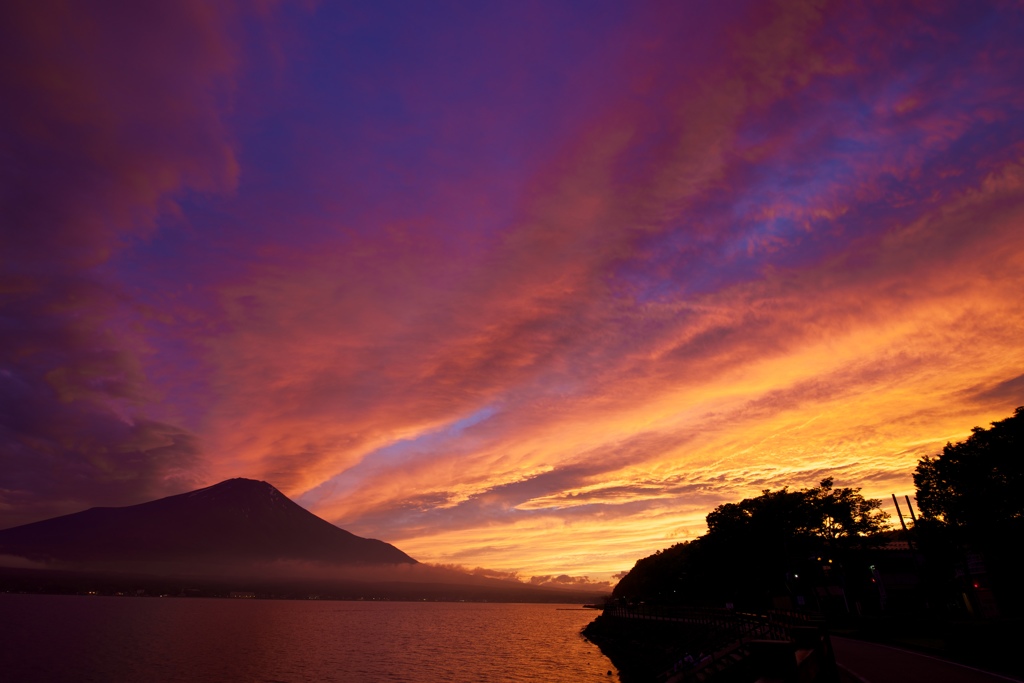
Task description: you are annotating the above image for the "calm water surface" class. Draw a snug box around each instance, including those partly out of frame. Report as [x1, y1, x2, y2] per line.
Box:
[0, 594, 619, 682]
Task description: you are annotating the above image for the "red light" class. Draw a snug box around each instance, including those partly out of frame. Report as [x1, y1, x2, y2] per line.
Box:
[973, 583, 979, 588]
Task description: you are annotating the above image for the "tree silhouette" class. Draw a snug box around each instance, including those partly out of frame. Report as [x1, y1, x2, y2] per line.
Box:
[614, 479, 887, 609]
[706, 478, 888, 544]
[914, 406, 1023, 529]
[913, 406, 1024, 611]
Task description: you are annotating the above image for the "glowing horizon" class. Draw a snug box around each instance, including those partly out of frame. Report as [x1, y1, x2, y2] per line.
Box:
[2, 1, 1023, 587]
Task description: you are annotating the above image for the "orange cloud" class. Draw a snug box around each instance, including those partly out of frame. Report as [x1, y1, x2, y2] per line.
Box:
[3, 1, 1023, 585]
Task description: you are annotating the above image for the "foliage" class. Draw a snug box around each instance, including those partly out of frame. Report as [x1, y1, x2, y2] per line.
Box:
[913, 406, 1024, 611]
[913, 406, 1024, 530]
[705, 477, 888, 543]
[611, 407, 1024, 614]
[611, 541, 699, 604]
[613, 479, 888, 608]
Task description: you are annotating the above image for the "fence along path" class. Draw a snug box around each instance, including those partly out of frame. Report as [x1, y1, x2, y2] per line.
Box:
[602, 604, 834, 682]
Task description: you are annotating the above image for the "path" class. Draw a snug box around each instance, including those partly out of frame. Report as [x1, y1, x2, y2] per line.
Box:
[832, 636, 1021, 683]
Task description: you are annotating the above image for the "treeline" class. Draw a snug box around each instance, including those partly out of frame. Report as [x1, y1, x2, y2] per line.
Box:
[612, 406, 1023, 617]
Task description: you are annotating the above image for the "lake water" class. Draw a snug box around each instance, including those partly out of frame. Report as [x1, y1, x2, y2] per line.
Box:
[0, 595, 619, 682]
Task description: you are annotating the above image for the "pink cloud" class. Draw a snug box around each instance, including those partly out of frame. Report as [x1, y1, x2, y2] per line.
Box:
[0, 0, 266, 525]
[2, 1, 1023, 582]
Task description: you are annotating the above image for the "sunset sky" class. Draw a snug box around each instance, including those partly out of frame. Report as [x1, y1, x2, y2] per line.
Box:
[2, 0, 1023, 586]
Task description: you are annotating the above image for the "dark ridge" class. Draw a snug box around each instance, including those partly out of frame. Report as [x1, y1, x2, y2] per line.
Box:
[0, 477, 416, 566]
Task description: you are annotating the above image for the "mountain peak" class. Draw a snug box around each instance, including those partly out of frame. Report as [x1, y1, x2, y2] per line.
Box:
[0, 477, 416, 567]
[217, 477, 273, 486]
[182, 477, 288, 505]
[205, 477, 278, 492]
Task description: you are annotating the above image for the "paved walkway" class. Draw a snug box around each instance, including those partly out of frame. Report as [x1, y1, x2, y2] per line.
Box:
[832, 636, 1022, 683]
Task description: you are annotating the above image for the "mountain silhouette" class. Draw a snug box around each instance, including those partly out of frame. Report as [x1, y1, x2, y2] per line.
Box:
[0, 478, 416, 567]
[0, 479, 613, 602]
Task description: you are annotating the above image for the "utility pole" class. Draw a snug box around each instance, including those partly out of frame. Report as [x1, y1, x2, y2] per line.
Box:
[892, 494, 908, 532]
[904, 495, 918, 524]
[893, 494, 927, 608]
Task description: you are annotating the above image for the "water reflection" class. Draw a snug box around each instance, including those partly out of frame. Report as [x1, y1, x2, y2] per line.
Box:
[0, 595, 618, 682]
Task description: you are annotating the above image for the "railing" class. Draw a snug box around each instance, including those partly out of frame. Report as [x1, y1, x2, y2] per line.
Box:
[603, 604, 831, 683]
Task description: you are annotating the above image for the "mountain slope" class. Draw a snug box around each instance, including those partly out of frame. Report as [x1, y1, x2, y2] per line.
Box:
[0, 478, 416, 567]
